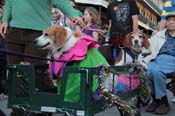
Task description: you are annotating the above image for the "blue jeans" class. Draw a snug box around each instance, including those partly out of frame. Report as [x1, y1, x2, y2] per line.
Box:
[147, 54, 175, 99]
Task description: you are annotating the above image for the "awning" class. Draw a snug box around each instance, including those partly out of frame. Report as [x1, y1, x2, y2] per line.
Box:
[138, 20, 154, 31]
[75, 0, 109, 8]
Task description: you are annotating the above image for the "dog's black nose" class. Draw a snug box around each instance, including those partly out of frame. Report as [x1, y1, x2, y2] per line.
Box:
[33, 39, 38, 44]
[134, 40, 138, 44]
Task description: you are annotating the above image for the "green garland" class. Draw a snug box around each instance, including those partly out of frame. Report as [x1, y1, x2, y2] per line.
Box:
[137, 64, 151, 99]
[97, 64, 151, 115]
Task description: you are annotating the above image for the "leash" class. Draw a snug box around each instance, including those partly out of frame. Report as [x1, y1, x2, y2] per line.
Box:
[0, 48, 69, 63]
[0, 48, 72, 78]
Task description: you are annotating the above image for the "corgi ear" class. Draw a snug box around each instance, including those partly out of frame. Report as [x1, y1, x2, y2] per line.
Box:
[54, 26, 67, 48]
[142, 33, 150, 49]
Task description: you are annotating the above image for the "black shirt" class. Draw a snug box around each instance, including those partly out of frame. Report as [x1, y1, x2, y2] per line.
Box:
[107, 0, 139, 38]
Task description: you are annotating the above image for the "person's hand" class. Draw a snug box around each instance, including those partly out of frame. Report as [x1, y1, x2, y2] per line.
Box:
[137, 54, 148, 70]
[74, 25, 82, 34]
[133, 30, 139, 34]
[0, 22, 8, 37]
[71, 16, 83, 26]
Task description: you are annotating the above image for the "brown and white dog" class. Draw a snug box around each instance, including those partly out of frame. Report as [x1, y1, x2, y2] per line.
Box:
[35, 25, 112, 102]
[35, 25, 81, 58]
[115, 31, 150, 66]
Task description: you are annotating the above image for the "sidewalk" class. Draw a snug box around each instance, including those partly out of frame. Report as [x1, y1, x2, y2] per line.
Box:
[0, 91, 174, 116]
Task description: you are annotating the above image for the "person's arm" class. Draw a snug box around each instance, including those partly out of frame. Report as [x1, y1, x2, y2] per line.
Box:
[0, 0, 11, 36]
[92, 31, 99, 41]
[130, 0, 139, 32]
[108, 20, 112, 32]
[74, 25, 83, 34]
[132, 15, 138, 33]
[143, 30, 166, 64]
[51, 0, 78, 19]
[2, 0, 12, 22]
[106, 3, 112, 32]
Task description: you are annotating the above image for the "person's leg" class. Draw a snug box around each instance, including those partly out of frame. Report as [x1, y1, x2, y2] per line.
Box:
[148, 55, 175, 98]
[172, 78, 175, 103]
[146, 61, 160, 112]
[146, 55, 175, 114]
[22, 30, 53, 91]
[0, 109, 6, 116]
[0, 80, 3, 94]
[0, 36, 6, 95]
[5, 28, 27, 116]
[21, 29, 54, 91]
[5, 28, 25, 64]
[6, 28, 52, 116]
[151, 67, 167, 99]
[22, 29, 48, 64]
[149, 63, 170, 114]
[0, 36, 8, 97]
[172, 94, 175, 103]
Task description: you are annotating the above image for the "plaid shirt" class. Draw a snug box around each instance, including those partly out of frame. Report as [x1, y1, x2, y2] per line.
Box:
[159, 31, 175, 57]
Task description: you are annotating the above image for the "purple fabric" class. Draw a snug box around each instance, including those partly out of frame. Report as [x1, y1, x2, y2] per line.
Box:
[92, 89, 102, 101]
[82, 24, 98, 37]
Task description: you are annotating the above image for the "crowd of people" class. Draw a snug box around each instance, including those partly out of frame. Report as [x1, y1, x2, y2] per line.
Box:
[0, 0, 175, 116]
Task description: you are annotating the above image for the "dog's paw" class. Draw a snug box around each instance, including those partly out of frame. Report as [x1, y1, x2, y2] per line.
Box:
[141, 49, 151, 57]
[137, 54, 147, 69]
[140, 61, 147, 70]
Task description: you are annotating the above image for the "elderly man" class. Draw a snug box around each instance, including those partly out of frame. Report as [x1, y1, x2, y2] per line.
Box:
[159, 0, 175, 30]
[142, 11, 175, 115]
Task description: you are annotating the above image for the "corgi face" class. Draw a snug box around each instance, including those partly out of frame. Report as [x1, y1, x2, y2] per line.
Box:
[35, 25, 81, 58]
[35, 25, 68, 50]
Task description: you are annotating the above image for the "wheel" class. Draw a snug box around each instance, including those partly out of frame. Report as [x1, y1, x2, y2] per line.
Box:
[23, 111, 36, 116]
[10, 108, 25, 116]
[0, 109, 6, 116]
[123, 109, 141, 116]
[134, 110, 141, 116]
[31, 112, 52, 116]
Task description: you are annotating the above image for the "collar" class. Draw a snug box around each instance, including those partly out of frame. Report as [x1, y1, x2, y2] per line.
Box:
[166, 30, 175, 39]
[58, 27, 73, 51]
[124, 47, 138, 60]
[165, 30, 170, 37]
[52, 29, 73, 56]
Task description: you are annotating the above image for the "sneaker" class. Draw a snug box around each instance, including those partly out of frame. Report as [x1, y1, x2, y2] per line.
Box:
[141, 96, 151, 106]
[0, 93, 8, 100]
[172, 97, 175, 103]
[155, 103, 170, 115]
[154, 95, 170, 115]
[145, 100, 160, 112]
[0, 109, 6, 116]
